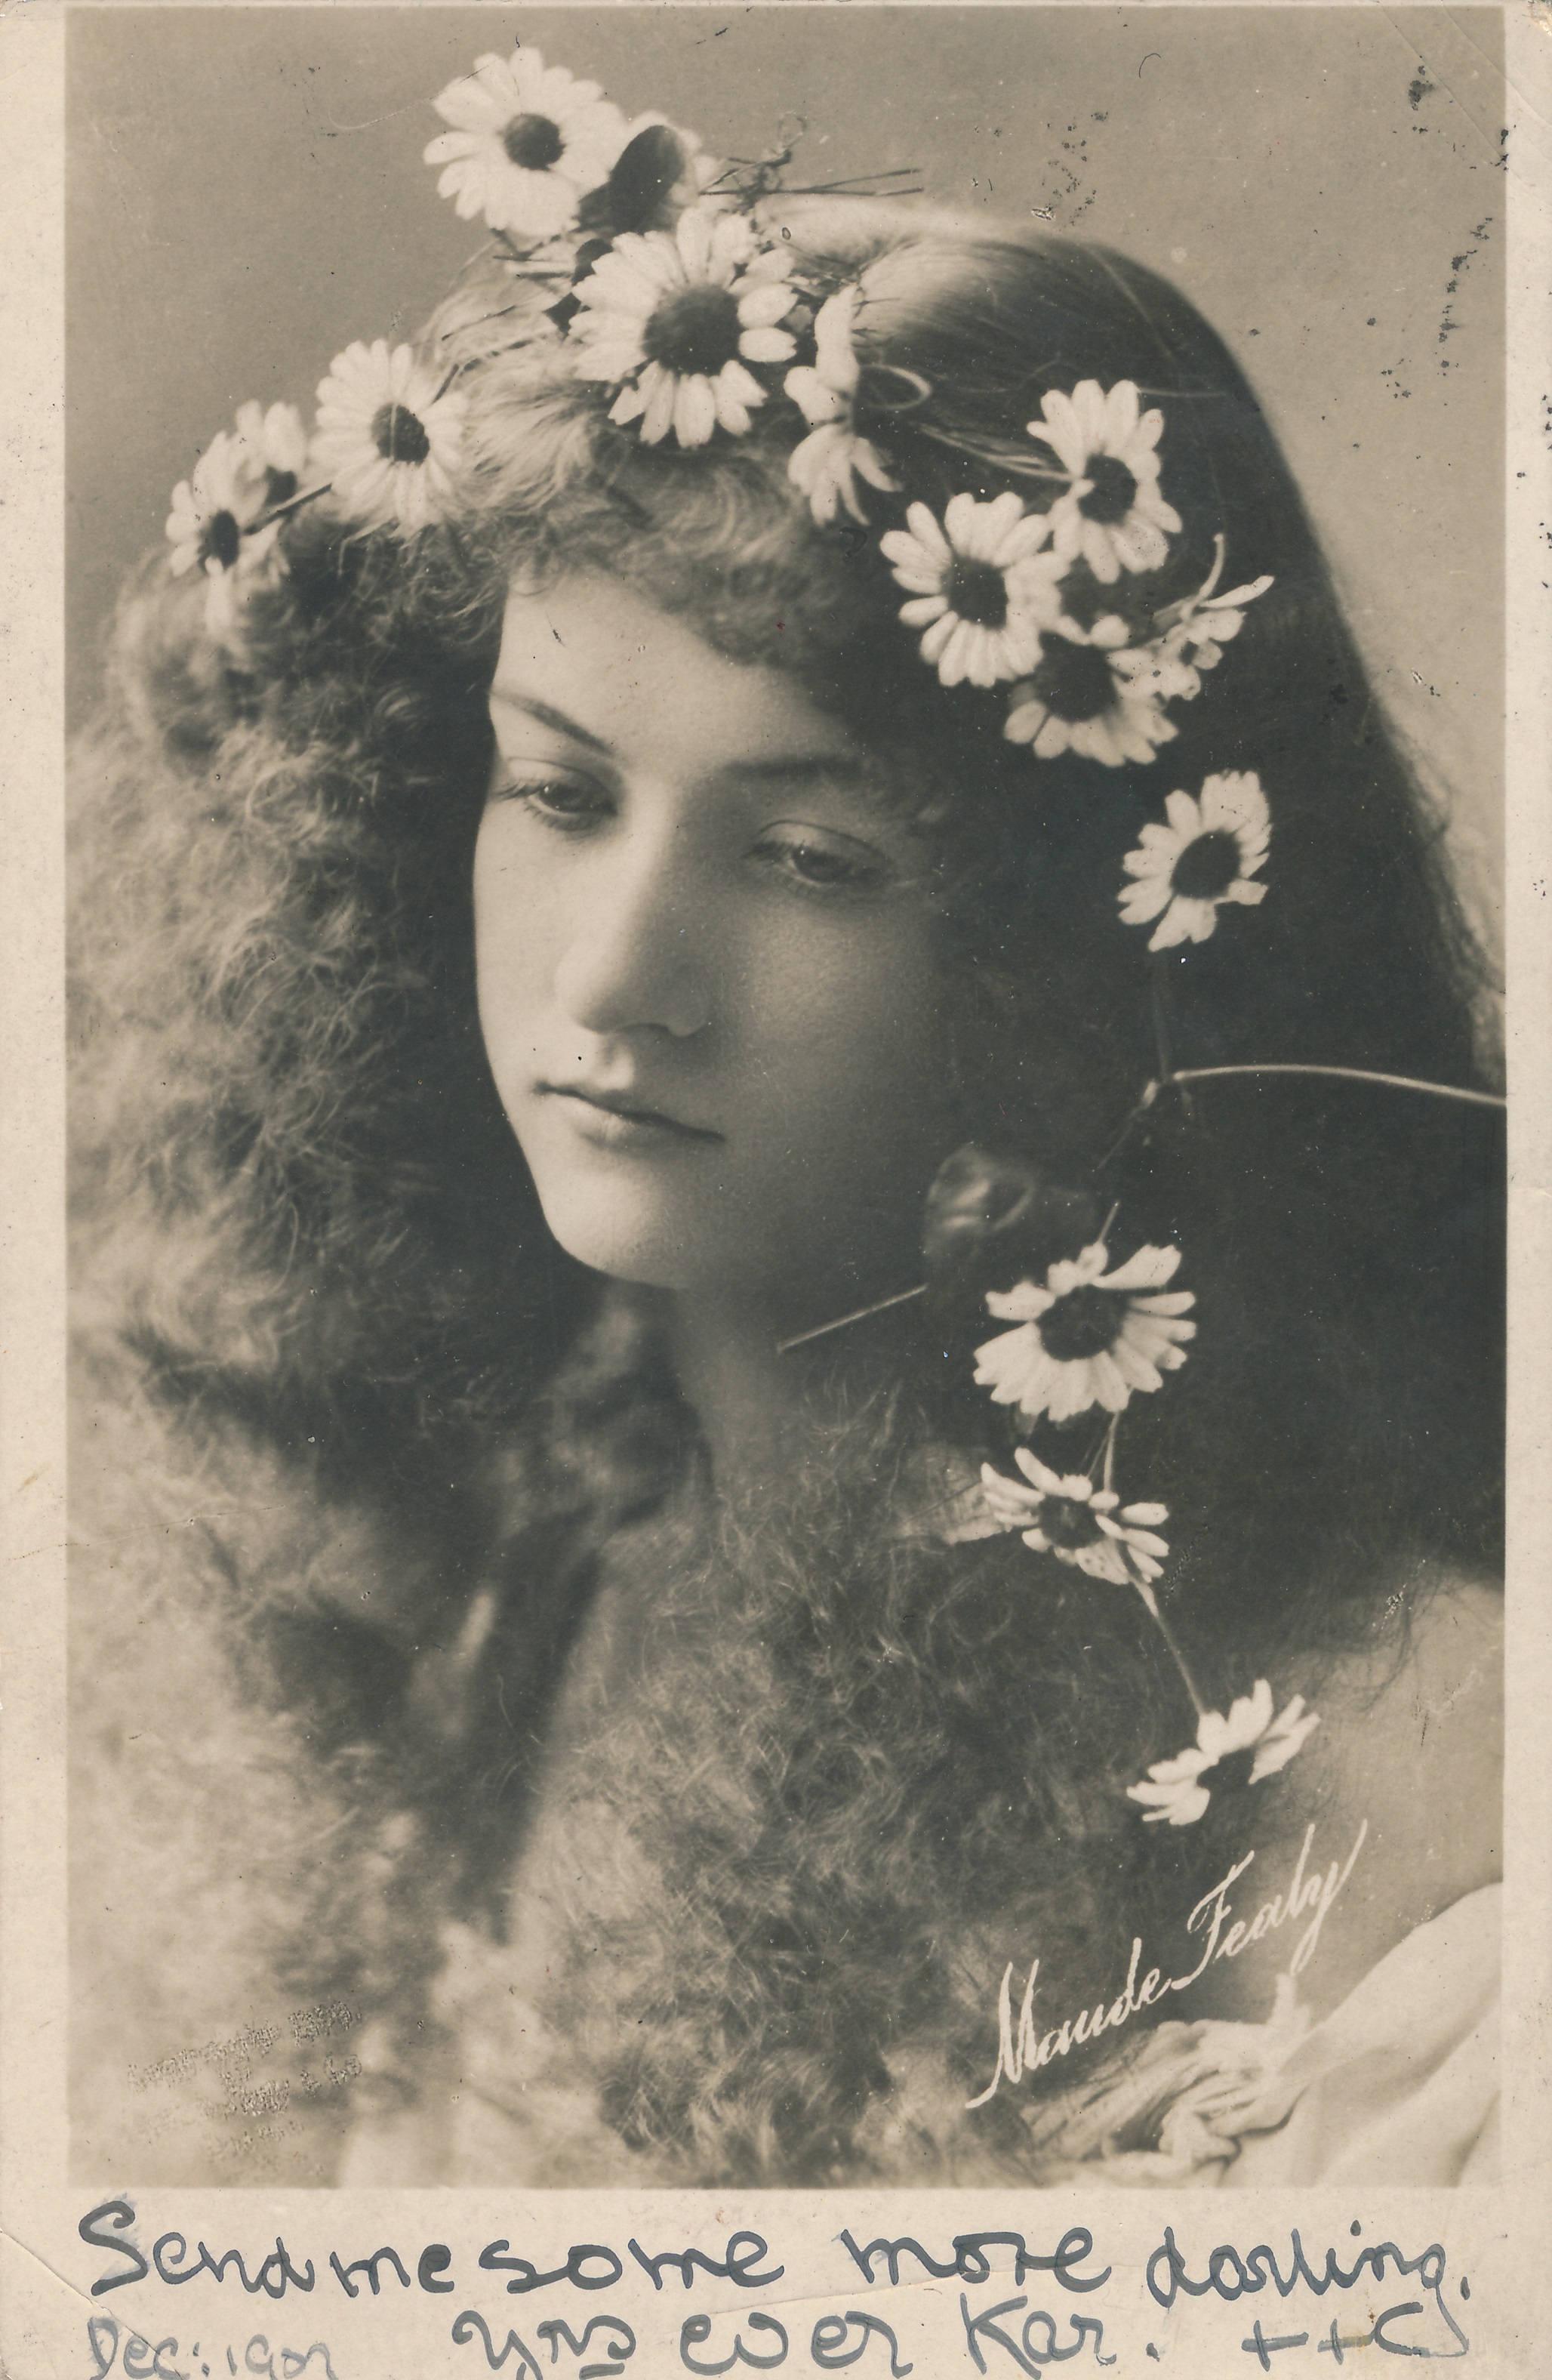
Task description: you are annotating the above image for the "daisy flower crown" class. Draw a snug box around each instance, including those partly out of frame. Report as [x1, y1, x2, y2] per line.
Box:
[165, 36, 1274, 783]
[161, 42, 1504, 1844]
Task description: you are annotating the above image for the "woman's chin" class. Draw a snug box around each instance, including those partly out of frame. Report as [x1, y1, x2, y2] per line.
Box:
[533, 1179, 728, 1297]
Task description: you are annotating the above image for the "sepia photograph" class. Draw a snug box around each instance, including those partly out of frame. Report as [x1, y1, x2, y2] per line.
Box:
[60, 4, 1511, 2205]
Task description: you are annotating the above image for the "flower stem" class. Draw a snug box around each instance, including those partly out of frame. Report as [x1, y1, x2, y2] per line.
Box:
[261, 479, 333, 526]
[1148, 962, 1179, 1102]
[1150, 1064, 1504, 1112]
[1134, 1580, 1207, 1718]
[775, 1282, 926, 1355]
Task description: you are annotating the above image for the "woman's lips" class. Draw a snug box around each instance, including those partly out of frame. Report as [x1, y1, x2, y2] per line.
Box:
[539, 1084, 723, 1147]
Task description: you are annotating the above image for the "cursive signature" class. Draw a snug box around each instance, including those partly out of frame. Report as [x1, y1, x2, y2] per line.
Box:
[968, 1818, 1367, 2106]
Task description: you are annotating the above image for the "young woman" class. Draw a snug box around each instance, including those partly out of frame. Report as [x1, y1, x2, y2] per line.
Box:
[69, 48, 1503, 2188]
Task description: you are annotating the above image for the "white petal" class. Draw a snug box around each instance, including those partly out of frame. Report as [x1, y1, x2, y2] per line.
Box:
[735, 279, 797, 330]
[1111, 519, 1169, 575]
[1029, 390, 1087, 479]
[996, 512, 1057, 564]
[1147, 903, 1193, 953]
[784, 365, 841, 428]
[1099, 1243, 1181, 1293]
[1120, 885, 1175, 931]
[1127, 1290, 1195, 1318]
[1080, 522, 1122, 585]
[1110, 1340, 1164, 1393]
[710, 379, 753, 439]
[708, 208, 756, 281]
[738, 324, 796, 365]
[1070, 380, 1110, 451]
[675, 205, 716, 281]
[936, 618, 978, 687]
[942, 492, 983, 552]
[673, 375, 719, 447]
[977, 491, 1029, 555]
[716, 359, 766, 410]
[984, 1280, 1050, 1324]
[919, 611, 959, 667]
[639, 365, 678, 445]
[1101, 379, 1141, 448]
[607, 379, 647, 426]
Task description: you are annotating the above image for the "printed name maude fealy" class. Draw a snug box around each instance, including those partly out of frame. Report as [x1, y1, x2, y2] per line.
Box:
[968, 1818, 1369, 2106]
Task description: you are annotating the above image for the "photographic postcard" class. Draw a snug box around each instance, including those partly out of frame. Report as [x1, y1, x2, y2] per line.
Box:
[4, 5, 1551, 2375]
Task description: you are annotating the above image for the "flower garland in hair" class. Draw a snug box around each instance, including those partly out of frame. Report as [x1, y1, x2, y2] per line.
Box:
[163, 33, 1281, 757]
[945, 758, 1323, 1831]
[963, 1201, 1323, 1829]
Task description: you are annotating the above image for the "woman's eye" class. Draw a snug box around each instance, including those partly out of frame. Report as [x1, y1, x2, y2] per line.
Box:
[490, 775, 613, 831]
[756, 826, 891, 895]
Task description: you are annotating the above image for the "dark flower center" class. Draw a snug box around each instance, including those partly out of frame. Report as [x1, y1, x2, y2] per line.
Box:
[1037, 1284, 1122, 1363]
[643, 285, 742, 378]
[202, 510, 242, 571]
[1196, 1746, 1258, 1796]
[944, 557, 1009, 630]
[1039, 1495, 1104, 1551]
[263, 467, 297, 509]
[1170, 829, 1243, 902]
[1027, 636, 1118, 725]
[371, 404, 431, 467]
[502, 113, 565, 171]
[1079, 454, 1140, 524]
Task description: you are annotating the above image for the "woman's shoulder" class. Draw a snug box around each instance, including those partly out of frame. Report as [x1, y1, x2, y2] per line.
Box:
[1199, 1574, 1501, 2027]
[1316, 1571, 1501, 1983]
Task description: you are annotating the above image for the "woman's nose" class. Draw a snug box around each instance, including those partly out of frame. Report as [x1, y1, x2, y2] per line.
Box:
[551, 827, 711, 1040]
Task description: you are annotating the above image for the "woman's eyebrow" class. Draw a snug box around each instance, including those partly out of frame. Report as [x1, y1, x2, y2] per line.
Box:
[489, 691, 614, 757]
[716, 754, 877, 790]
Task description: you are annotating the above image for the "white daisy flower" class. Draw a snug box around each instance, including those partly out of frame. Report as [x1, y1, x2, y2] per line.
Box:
[1155, 534, 1275, 671]
[424, 48, 630, 241]
[165, 430, 282, 638]
[1027, 378, 1183, 584]
[980, 1447, 1170, 1586]
[974, 1241, 1196, 1425]
[784, 285, 899, 526]
[309, 342, 467, 535]
[1002, 616, 1182, 768]
[1127, 1682, 1321, 1827]
[570, 205, 798, 448]
[879, 494, 1071, 690]
[1119, 772, 1272, 952]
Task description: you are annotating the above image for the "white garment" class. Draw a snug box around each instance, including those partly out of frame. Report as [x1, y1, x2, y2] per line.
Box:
[1020, 1882, 1500, 2186]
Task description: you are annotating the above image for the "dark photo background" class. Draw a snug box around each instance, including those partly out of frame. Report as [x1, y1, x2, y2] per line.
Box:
[66, 5, 1504, 967]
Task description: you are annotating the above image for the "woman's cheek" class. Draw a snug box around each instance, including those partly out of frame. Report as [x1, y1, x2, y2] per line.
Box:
[763, 918, 953, 1161]
[473, 824, 559, 1077]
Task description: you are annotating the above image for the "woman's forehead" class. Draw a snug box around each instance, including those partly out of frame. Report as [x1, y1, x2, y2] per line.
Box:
[490, 573, 876, 780]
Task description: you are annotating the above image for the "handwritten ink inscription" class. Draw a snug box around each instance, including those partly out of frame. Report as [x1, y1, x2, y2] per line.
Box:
[77, 2206, 1475, 2370]
[86, 2318, 337, 2380]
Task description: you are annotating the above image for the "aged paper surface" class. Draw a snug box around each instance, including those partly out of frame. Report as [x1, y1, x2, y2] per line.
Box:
[4, 3, 1551, 2374]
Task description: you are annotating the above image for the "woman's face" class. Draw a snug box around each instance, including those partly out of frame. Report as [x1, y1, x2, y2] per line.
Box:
[475, 572, 960, 1327]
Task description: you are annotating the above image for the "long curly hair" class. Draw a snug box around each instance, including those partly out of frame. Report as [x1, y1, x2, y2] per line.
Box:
[69, 204, 1502, 2183]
